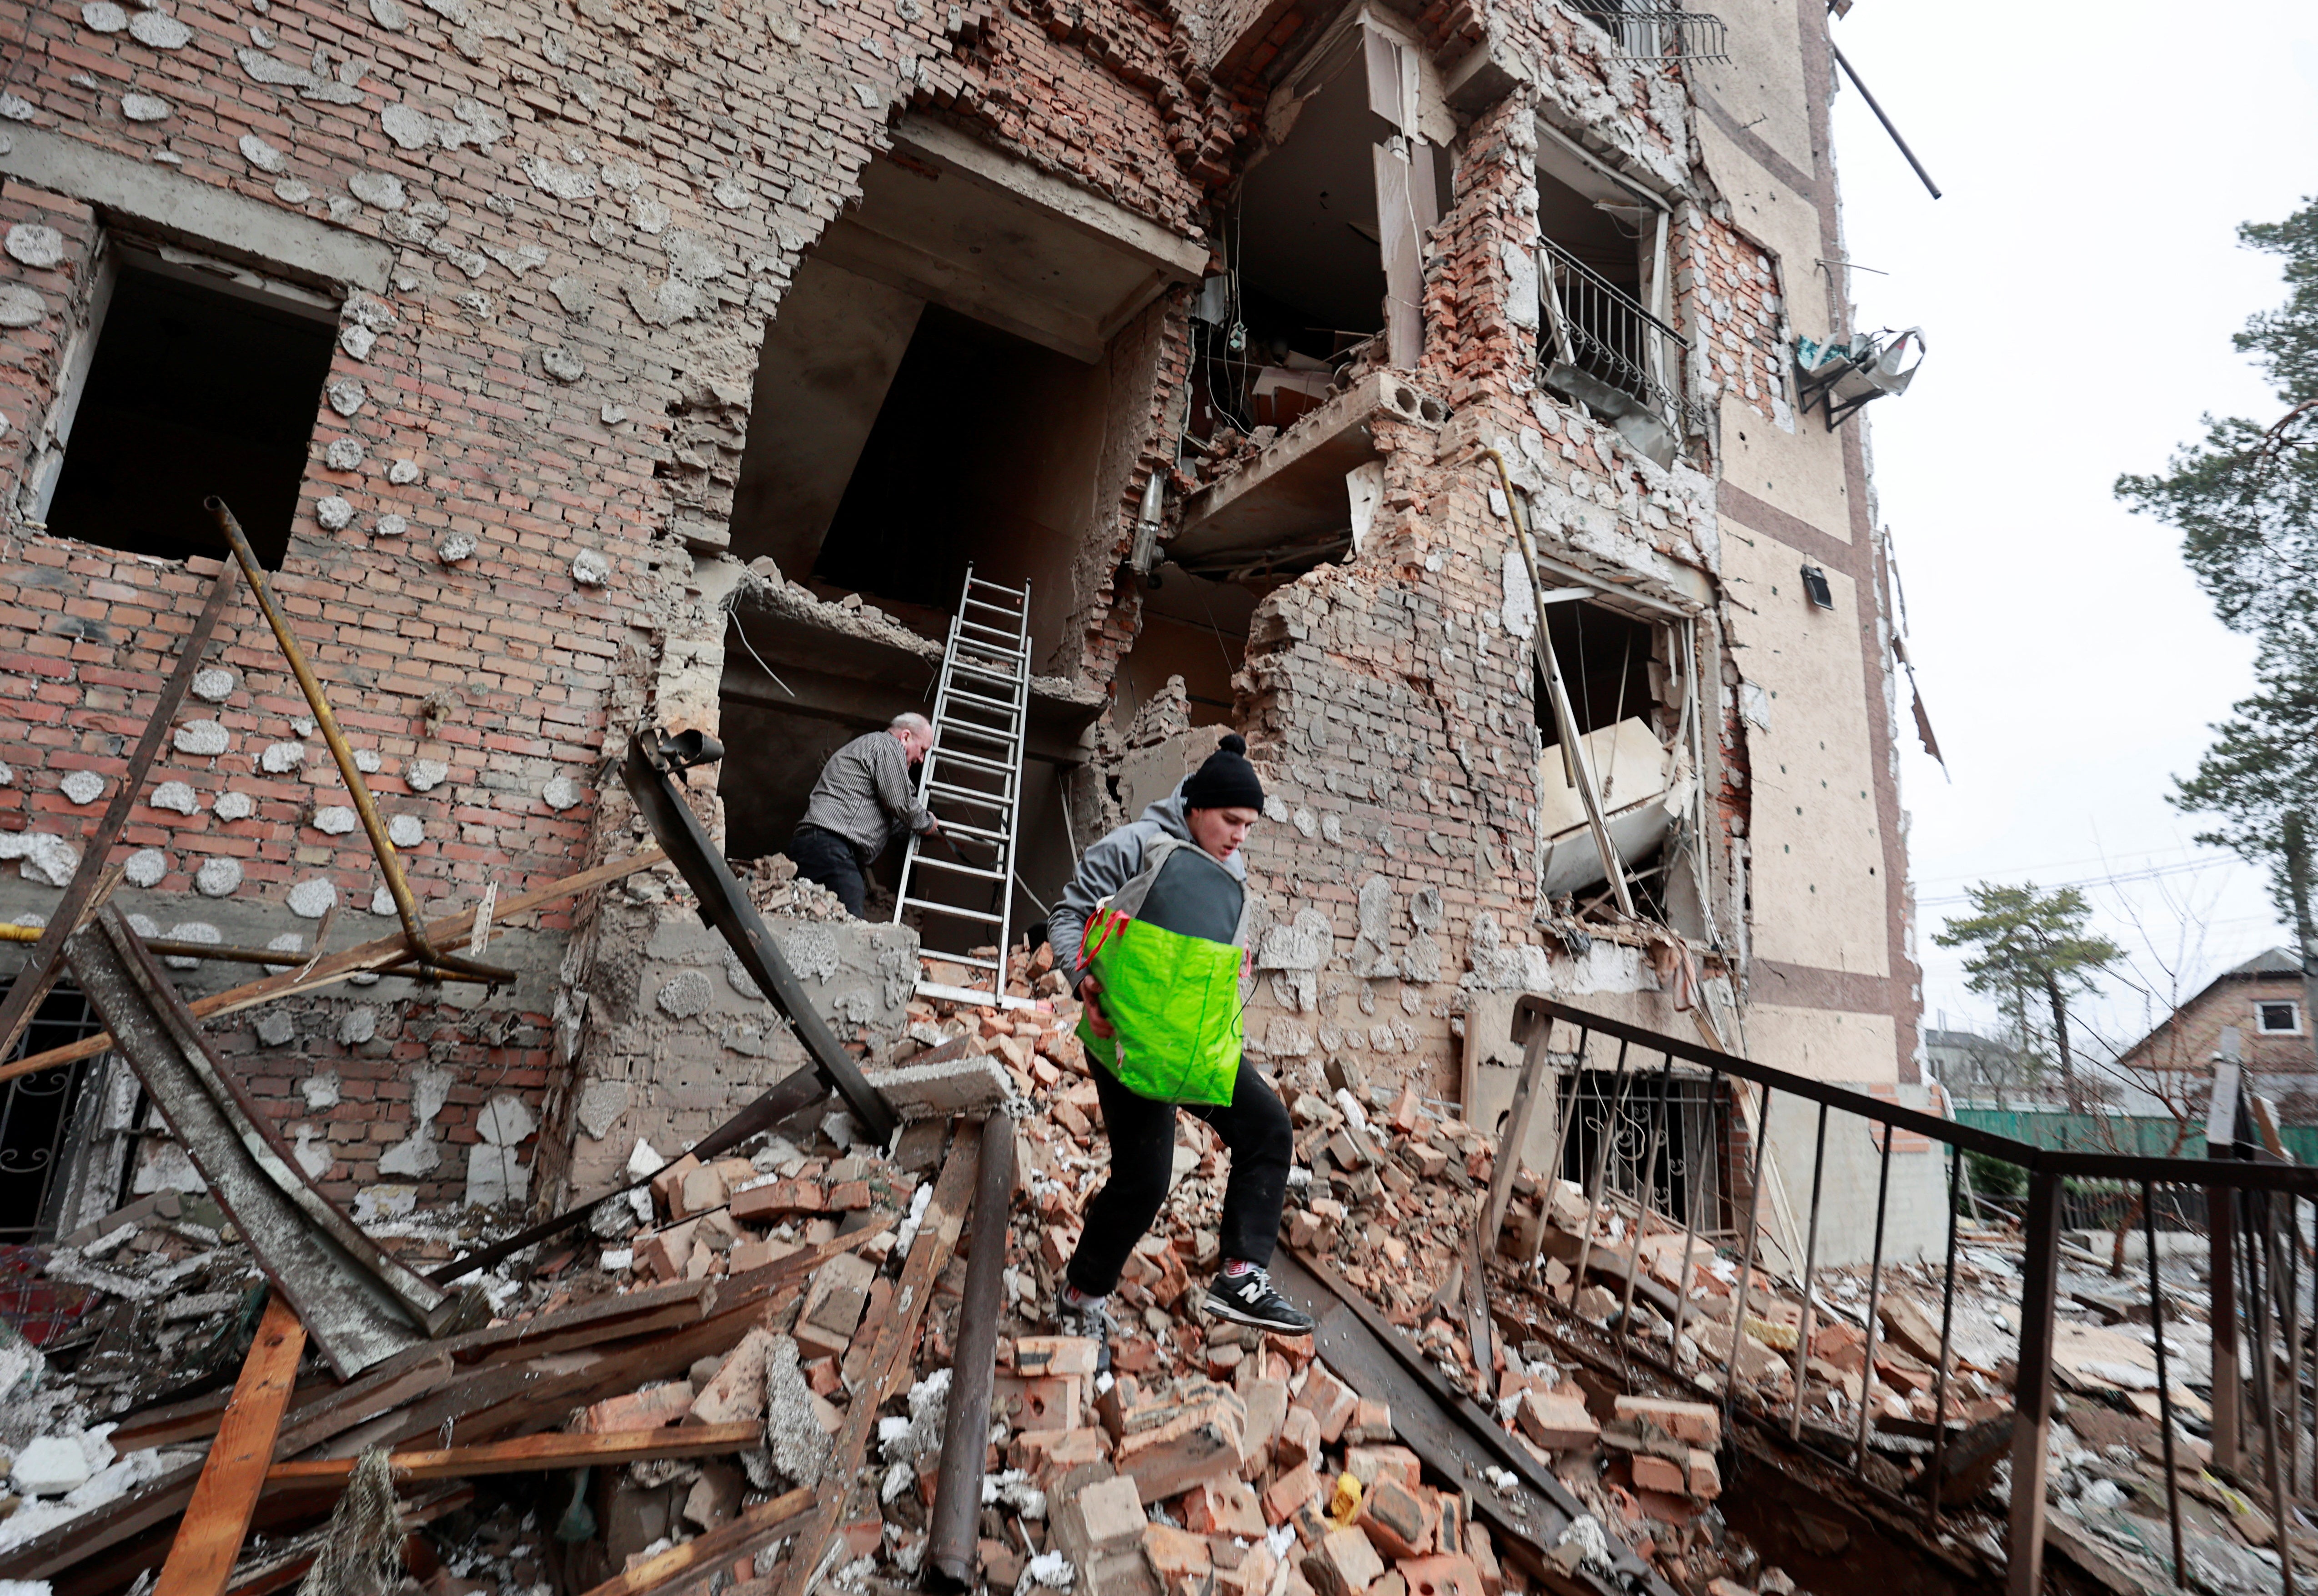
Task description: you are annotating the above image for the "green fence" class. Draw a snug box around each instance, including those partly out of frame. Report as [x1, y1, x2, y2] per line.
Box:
[1952, 1107, 2318, 1165]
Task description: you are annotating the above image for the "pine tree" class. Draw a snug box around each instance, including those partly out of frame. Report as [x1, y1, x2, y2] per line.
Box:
[1934, 884, 2121, 1113]
[2117, 195, 2318, 1068]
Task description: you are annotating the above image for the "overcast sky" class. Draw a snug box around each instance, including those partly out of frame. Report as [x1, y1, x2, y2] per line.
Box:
[1819, 3, 2318, 1060]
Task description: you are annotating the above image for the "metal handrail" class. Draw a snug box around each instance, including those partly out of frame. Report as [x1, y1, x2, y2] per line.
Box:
[1521, 995, 2318, 1193]
[1498, 995, 2318, 1596]
[1536, 238, 1697, 442]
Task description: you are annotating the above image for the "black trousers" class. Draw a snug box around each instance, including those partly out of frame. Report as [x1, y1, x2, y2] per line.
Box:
[1065, 1053, 1293, 1298]
[788, 825, 867, 918]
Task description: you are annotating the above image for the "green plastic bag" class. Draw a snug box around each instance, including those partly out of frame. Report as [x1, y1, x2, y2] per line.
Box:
[1075, 838, 1246, 1106]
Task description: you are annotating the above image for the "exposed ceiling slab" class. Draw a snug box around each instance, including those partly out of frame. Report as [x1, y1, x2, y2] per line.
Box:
[815, 117, 1207, 364]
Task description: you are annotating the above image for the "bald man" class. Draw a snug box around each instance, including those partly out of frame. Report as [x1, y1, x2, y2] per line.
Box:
[788, 713, 940, 917]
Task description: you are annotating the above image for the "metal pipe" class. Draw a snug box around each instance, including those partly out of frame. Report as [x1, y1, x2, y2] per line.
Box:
[1852, 1118, 1894, 1471]
[1481, 450, 1634, 917]
[205, 499, 513, 987]
[1789, 1100, 1830, 1443]
[2142, 1179, 2184, 1586]
[1721, 1083, 1772, 1426]
[1924, 1144, 1962, 1531]
[1826, 40, 1942, 200]
[3, 922, 498, 975]
[928, 1113, 1019, 1591]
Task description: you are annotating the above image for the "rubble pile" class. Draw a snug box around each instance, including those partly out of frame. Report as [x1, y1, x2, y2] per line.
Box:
[0, 921, 2296, 1596]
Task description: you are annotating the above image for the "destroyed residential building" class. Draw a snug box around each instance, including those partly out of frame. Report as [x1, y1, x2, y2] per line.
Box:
[0, 0, 1920, 1256]
[0, 0, 2045, 1591]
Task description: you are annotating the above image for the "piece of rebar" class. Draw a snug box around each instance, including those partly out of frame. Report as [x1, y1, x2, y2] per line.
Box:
[206, 499, 512, 987]
[1924, 1144, 1962, 1531]
[1788, 1099, 1830, 1444]
[928, 1113, 1017, 1591]
[1571, 1040, 1634, 1299]
[1721, 1083, 1772, 1427]
[1852, 1116, 1894, 1471]
[0, 557, 239, 1066]
[2142, 1179, 2184, 1586]
[1617, 1052, 1680, 1340]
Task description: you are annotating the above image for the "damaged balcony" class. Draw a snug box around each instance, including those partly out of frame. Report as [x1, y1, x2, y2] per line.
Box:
[1168, 371, 1448, 585]
[1531, 127, 1698, 467]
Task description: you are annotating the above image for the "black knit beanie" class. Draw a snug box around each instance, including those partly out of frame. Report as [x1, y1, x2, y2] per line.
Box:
[1181, 733, 1265, 811]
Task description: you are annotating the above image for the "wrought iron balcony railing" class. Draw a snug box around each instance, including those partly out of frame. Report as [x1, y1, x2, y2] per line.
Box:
[1571, 3, 1730, 65]
[1537, 236, 1697, 463]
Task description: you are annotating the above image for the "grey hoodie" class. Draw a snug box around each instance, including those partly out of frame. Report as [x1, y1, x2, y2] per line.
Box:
[1048, 783, 1248, 985]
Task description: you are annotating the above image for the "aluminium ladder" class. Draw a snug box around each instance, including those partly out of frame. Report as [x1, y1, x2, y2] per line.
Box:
[892, 567, 1034, 1008]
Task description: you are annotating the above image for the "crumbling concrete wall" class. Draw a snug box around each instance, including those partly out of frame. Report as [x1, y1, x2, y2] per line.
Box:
[552, 887, 917, 1194]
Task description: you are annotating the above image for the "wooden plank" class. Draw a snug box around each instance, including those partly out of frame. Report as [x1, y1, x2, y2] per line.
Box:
[0, 848, 665, 1088]
[771, 1126, 978, 1596]
[265, 1422, 762, 1488]
[155, 1294, 307, 1596]
[579, 1487, 813, 1596]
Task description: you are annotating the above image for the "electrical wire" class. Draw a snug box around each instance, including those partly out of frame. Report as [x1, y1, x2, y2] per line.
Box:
[728, 618, 795, 698]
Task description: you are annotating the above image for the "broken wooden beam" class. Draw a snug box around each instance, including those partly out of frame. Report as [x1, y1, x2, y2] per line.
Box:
[0, 557, 238, 1065]
[65, 909, 452, 1376]
[264, 1423, 763, 1489]
[579, 1486, 813, 1596]
[0, 848, 666, 1089]
[770, 1123, 978, 1596]
[154, 1293, 306, 1596]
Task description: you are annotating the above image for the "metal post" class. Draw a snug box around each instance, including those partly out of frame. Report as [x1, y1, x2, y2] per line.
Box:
[2142, 1179, 2184, 1587]
[1665, 1074, 1710, 1358]
[1722, 1084, 1772, 1426]
[1571, 1040, 1633, 1297]
[1852, 1117, 1894, 1471]
[1789, 1100, 1830, 1443]
[206, 499, 512, 986]
[1924, 1144, 1962, 1531]
[928, 1114, 1017, 1591]
[2251, 1191, 2294, 1596]
[2004, 1169, 2063, 1596]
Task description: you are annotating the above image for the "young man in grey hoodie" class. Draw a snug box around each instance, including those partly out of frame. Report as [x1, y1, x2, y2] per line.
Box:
[1046, 733, 1315, 1341]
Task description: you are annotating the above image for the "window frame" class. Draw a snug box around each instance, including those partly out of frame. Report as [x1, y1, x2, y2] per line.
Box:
[2255, 999, 2304, 1037]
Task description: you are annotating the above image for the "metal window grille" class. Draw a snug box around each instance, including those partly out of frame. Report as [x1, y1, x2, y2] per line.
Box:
[1556, 1068, 1727, 1234]
[1570, 3, 1730, 64]
[1537, 237, 1698, 447]
[0, 980, 108, 1244]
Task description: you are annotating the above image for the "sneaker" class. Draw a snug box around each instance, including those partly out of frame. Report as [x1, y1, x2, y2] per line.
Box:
[1202, 1266, 1315, 1335]
[1051, 1290, 1114, 1374]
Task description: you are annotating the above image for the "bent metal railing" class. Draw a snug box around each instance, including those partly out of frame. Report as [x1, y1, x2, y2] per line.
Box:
[1492, 995, 2318, 1596]
[1536, 237, 1697, 447]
